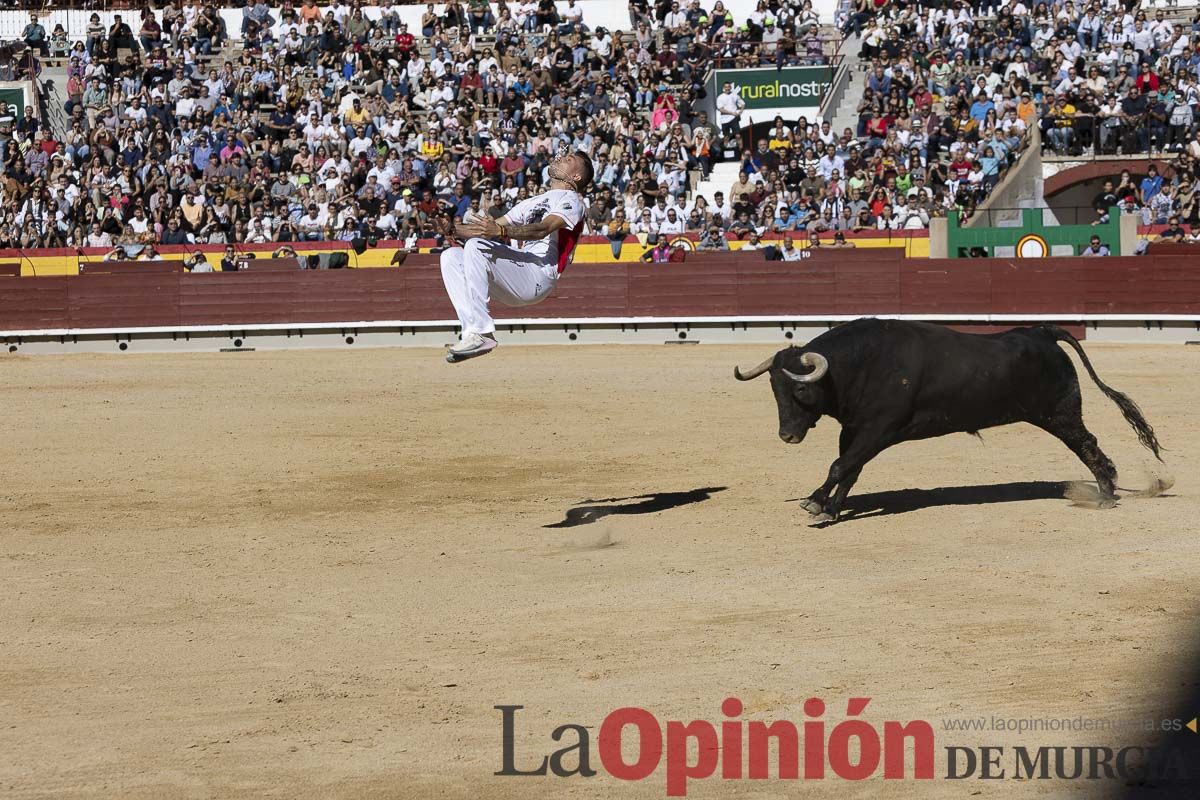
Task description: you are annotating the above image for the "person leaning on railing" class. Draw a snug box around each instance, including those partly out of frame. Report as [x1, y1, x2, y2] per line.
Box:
[1118, 85, 1150, 154]
[1045, 96, 1078, 155]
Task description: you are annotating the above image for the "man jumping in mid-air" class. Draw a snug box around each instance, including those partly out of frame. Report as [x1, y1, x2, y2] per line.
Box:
[440, 150, 593, 363]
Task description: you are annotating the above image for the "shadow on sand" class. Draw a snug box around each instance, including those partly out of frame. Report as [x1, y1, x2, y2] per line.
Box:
[793, 480, 1067, 524]
[544, 486, 727, 529]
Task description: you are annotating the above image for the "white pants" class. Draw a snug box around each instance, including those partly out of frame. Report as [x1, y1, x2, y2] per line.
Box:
[440, 238, 559, 335]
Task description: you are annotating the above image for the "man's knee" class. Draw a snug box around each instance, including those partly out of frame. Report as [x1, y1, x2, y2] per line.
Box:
[440, 245, 465, 269]
[463, 237, 491, 259]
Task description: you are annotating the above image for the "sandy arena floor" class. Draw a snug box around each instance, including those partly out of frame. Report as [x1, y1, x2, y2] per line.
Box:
[1, 342, 1197, 799]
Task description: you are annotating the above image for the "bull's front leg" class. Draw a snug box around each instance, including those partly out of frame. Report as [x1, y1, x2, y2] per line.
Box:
[800, 428, 856, 517]
[806, 427, 889, 523]
[803, 461, 855, 522]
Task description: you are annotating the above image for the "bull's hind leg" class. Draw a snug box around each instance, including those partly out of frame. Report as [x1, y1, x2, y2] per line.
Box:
[1047, 421, 1119, 502]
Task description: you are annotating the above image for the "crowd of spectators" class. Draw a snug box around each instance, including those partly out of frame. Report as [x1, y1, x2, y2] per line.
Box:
[0, 0, 864, 251]
[4, 0, 1200, 254]
[1, 0, 855, 252]
[833, 0, 1200, 228]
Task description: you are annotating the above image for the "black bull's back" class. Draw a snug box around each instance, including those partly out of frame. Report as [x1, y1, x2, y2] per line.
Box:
[829, 321, 1082, 439]
[741, 318, 1163, 522]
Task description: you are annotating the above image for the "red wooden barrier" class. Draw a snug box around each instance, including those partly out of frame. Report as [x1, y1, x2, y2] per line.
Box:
[3, 254, 1199, 333]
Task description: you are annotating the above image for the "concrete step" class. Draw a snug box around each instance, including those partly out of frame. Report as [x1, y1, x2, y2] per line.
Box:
[693, 160, 743, 206]
[827, 34, 862, 138]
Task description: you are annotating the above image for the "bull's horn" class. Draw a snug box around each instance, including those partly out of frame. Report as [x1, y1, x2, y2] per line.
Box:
[782, 352, 829, 384]
[733, 355, 774, 381]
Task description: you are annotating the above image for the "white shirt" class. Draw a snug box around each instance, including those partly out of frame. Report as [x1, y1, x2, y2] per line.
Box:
[660, 216, 685, 235]
[430, 85, 454, 108]
[817, 154, 845, 180]
[716, 90, 743, 125]
[663, 11, 688, 29]
[502, 188, 587, 270]
[561, 2, 583, 24]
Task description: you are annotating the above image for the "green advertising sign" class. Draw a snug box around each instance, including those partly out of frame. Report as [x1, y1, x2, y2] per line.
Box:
[710, 66, 835, 112]
[0, 87, 27, 118]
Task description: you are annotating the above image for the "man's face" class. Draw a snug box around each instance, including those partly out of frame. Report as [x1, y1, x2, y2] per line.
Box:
[547, 150, 575, 182]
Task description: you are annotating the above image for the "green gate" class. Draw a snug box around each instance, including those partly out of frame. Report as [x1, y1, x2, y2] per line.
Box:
[945, 208, 1121, 258]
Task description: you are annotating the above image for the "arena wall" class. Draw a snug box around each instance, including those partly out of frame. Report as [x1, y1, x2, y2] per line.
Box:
[4, 250, 1199, 354]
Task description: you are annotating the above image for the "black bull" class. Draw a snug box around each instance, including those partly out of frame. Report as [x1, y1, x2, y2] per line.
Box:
[734, 319, 1163, 522]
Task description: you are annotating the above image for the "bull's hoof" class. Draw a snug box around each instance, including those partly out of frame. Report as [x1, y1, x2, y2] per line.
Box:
[1097, 495, 1118, 510]
[799, 497, 825, 515]
[812, 512, 836, 524]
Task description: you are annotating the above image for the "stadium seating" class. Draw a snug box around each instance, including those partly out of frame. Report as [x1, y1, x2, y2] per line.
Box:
[5, 0, 1200, 254]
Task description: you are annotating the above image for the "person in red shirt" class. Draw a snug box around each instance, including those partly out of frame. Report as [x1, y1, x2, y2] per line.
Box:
[478, 146, 499, 183]
[1135, 65, 1160, 95]
[500, 151, 527, 186]
[459, 62, 483, 103]
[394, 21, 414, 55]
[910, 84, 932, 114]
[868, 189, 888, 218]
[864, 112, 889, 142]
[949, 152, 972, 182]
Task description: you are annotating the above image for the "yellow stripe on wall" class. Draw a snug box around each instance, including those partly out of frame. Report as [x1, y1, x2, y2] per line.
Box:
[17, 236, 932, 276]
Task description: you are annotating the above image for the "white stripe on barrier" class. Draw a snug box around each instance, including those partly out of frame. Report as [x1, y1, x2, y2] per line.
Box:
[3, 314, 1199, 339]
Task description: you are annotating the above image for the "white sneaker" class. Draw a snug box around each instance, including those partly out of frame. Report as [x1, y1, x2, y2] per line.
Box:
[446, 333, 498, 363]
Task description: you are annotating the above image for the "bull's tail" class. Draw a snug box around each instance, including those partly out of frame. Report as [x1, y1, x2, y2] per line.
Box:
[1046, 326, 1163, 461]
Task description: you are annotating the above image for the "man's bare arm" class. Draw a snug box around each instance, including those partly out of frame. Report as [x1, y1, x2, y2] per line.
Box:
[457, 214, 569, 241]
[501, 213, 570, 241]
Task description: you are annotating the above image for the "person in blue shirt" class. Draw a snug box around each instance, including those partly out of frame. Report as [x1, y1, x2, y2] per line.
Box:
[867, 66, 891, 96]
[450, 183, 471, 219]
[211, 96, 235, 123]
[191, 136, 214, 172]
[1139, 165, 1163, 204]
[969, 95, 994, 121]
[511, 74, 533, 98]
[979, 145, 1002, 191]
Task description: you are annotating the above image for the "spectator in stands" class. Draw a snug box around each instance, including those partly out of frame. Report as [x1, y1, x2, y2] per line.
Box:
[781, 234, 804, 260]
[184, 251, 214, 272]
[22, 13, 47, 56]
[219, 245, 241, 272]
[602, 207, 630, 258]
[1081, 235, 1110, 257]
[1158, 215, 1188, 243]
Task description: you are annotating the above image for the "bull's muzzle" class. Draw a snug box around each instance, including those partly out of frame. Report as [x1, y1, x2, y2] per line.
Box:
[779, 430, 807, 444]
